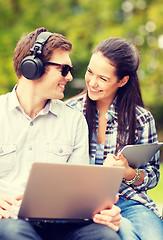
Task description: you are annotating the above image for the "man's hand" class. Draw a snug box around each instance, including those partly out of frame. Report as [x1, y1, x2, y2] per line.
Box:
[0, 194, 22, 219]
[93, 203, 122, 232]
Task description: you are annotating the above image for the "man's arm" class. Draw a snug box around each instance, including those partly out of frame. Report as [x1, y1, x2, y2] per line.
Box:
[68, 113, 89, 165]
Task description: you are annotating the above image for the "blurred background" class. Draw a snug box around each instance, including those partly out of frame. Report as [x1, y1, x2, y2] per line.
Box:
[0, 0, 162, 203]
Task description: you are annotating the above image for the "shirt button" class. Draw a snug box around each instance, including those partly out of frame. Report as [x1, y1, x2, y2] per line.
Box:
[28, 145, 32, 150]
[30, 122, 34, 126]
[59, 148, 63, 153]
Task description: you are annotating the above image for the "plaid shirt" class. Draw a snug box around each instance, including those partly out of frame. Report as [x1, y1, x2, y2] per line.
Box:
[66, 93, 161, 217]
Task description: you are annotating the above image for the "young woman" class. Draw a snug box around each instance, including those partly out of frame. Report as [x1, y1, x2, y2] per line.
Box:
[67, 37, 163, 240]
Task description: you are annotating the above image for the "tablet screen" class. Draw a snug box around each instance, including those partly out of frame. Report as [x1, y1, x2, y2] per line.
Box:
[120, 142, 163, 168]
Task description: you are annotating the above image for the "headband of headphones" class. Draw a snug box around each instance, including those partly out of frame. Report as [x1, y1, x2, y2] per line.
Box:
[20, 31, 52, 80]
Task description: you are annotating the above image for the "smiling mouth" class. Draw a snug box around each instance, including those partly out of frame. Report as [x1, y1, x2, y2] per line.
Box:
[89, 87, 102, 93]
[58, 84, 66, 90]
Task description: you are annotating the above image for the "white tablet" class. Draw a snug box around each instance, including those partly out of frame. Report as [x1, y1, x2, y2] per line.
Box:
[120, 142, 163, 168]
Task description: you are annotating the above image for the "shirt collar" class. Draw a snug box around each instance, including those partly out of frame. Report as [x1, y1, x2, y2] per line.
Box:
[49, 99, 61, 116]
[8, 86, 21, 111]
[96, 97, 118, 121]
[106, 97, 118, 120]
[8, 85, 58, 117]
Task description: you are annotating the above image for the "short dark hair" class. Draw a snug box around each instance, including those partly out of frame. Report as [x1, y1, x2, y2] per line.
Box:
[13, 27, 72, 78]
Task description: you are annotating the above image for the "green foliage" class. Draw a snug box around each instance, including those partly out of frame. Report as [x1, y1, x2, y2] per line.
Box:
[0, 0, 162, 126]
[148, 162, 163, 203]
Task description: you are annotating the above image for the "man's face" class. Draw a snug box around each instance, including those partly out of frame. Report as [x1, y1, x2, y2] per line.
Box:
[39, 49, 73, 100]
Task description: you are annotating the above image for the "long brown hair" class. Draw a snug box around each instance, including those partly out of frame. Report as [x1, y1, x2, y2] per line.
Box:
[85, 37, 144, 153]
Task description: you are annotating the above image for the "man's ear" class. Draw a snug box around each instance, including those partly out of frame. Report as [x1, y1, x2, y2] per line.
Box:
[120, 76, 129, 87]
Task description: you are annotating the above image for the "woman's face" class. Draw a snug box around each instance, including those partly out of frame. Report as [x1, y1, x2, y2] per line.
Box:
[85, 51, 122, 105]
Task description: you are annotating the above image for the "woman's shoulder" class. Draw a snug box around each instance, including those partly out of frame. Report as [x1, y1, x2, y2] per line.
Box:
[65, 93, 87, 112]
[136, 105, 154, 124]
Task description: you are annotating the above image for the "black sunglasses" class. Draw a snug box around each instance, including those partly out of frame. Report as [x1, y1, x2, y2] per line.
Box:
[44, 62, 74, 77]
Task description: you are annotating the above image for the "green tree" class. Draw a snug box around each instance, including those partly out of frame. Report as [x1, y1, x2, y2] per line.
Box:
[0, 0, 162, 129]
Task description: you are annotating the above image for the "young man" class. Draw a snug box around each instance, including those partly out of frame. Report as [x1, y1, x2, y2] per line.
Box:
[0, 27, 121, 240]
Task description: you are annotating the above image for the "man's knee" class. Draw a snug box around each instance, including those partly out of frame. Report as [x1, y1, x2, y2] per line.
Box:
[70, 223, 121, 240]
[0, 219, 41, 240]
[95, 224, 121, 240]
[0, 219, 21, 238]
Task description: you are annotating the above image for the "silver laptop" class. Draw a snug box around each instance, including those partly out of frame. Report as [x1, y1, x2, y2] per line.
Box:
[18, 163, 125, 223]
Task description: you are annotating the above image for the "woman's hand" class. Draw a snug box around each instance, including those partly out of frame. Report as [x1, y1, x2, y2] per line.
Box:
[93, 200, 122, 232]
[104, 153, 144, 184]
[0, 194, 22, 219]
[104, 153, 135, 179]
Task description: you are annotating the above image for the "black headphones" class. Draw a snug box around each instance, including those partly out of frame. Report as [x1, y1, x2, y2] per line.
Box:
[20, 31, 52, 80]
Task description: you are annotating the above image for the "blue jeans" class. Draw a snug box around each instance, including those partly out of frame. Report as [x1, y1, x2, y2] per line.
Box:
[0, 218, 121, 240]
[118, 217, 141, 240]
[116, 196, 163, 240]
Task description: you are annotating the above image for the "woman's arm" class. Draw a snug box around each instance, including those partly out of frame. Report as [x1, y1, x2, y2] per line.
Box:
[104, 110, 160, 191]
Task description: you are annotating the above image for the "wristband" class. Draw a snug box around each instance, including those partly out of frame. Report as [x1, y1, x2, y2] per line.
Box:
[124, 168, 141, 185]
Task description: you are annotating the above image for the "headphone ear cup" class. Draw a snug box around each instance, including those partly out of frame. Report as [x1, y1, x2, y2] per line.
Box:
[20, 56, 44, 80]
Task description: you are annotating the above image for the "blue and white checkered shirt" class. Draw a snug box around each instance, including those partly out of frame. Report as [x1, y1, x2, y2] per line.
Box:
[66, 93, 161, 217]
